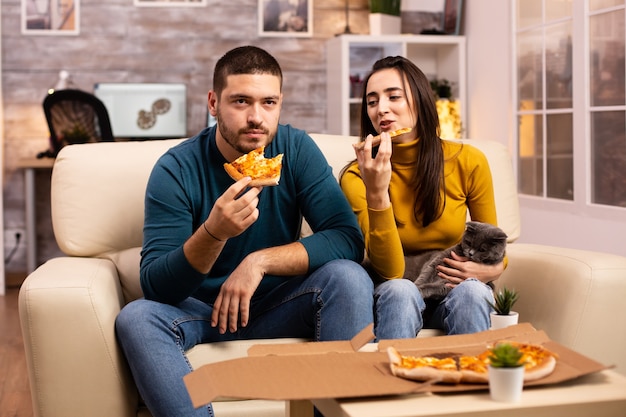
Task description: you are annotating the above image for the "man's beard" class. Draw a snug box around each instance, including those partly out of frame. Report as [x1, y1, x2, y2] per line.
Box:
[216, 111, 274, 154]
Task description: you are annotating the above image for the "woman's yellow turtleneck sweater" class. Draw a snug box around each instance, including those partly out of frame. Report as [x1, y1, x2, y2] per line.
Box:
[340, 139, 498, 280]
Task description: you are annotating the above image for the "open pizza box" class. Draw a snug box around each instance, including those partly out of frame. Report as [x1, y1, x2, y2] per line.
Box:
[184, 323, 611, 408]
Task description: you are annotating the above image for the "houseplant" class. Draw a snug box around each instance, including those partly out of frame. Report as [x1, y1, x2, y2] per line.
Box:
[369, 0, 401, 16]
[430, 78, 453, 100]
[487, 286, 520, 329]
[61, 125, 91, 145]
[368, 0, 401, 35]
[487, 342, 526, 402]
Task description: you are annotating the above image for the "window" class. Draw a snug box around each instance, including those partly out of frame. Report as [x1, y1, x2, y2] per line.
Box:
[589, 0, 626, 206]
[514, 0, 626, 208]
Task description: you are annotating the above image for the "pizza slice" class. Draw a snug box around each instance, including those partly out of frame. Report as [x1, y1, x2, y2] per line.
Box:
[478, 341, 558, 382]
[388, 347, 462, 384]
[387, 341, 558, 385]
[223, 146, 284, 187]
[354, 127, 413, 150]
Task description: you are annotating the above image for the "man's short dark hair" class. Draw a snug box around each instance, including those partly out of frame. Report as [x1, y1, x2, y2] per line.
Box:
[213, 46, 283, 95]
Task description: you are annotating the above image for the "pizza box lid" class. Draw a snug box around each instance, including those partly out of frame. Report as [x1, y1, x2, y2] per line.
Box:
[183, 323, 610, 408]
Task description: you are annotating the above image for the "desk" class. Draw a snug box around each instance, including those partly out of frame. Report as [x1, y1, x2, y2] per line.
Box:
[311, 370, 626, 417]
[17, 157, 55, 274]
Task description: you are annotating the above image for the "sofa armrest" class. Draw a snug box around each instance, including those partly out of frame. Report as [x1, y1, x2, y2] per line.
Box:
[19, 257, 138, 417]
[500, 244, 626, 376]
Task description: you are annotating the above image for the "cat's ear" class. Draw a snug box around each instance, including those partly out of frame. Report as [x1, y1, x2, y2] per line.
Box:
[465, 221, 479, 232]
[496, 229, 508, 240]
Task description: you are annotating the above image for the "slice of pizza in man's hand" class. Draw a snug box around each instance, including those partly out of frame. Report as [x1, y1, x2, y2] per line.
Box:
[223, 146, 284, 187]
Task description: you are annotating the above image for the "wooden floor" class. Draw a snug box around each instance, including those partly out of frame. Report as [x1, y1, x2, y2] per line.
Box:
[0, 286, 34, 417]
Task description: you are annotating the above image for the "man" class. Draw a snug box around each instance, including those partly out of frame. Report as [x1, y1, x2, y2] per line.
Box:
[115, 45, 374, 417]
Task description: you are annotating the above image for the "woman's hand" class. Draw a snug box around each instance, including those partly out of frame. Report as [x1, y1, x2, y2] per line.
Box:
[353, 132, 393, 210]
[436, 251, 504, 287]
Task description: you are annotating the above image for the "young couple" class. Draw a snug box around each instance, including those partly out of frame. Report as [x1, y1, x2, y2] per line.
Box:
[115, 45, 503, 417]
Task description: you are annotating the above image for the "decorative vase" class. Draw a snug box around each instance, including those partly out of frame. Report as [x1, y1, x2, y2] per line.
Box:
[369, 13, 401, 35]
[490, 311, 519, 330]
[488, 365, 525, 402]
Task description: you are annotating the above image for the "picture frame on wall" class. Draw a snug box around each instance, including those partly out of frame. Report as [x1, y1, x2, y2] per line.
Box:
[22, 0, 79, 35]
[442, 0, 463, 35]
[258, 0, 312, 38]
[134, 0, 207, 6]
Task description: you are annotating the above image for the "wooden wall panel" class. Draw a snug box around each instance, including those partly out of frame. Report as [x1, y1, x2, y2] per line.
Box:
[0, 0, 411, 273]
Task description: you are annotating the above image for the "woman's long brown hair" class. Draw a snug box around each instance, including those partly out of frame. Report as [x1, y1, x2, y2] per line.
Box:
[359, 56, 445, 227]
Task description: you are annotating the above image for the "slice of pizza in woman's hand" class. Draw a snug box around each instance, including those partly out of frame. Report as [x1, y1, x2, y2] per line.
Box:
[353, 127, 413, 150]
[223, 146, 284, 187]
[388, 341, 558, 384]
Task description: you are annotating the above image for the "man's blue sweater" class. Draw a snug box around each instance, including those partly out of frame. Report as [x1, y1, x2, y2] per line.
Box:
[140, 124, 364, 305]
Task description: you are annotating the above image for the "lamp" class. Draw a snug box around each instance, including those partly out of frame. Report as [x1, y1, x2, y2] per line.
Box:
[338, 0, 352, 35]
[436, 99, 462, 139]
[47, 70, 74, 95]
[431, 78, 462, 139]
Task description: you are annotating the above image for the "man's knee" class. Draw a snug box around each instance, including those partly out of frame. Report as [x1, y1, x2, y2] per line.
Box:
[320, 259, 373, 291]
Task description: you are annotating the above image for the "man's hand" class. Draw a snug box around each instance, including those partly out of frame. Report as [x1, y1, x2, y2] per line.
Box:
[436, 251, 504, 287]
[205, 177, 262, 241]
[211, 254, 264, 334]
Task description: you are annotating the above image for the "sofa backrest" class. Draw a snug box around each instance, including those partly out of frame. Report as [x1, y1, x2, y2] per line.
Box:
[51, 138, 187, 256]
[50, 134, 520, 301]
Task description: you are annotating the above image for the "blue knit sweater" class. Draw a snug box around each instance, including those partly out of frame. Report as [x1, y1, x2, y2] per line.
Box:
[140, 125, 364, 305]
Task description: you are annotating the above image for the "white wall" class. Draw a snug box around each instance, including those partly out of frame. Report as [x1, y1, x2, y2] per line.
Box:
[464, 0, 626, 257]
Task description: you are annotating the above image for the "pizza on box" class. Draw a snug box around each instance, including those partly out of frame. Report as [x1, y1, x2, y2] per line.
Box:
[388, 341, 558, 384]
[223, 146, 283, 187]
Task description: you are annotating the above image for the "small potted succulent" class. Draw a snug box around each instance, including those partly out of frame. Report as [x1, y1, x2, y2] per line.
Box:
[487, 287, 520, 329]
[487, 342, 526, 402]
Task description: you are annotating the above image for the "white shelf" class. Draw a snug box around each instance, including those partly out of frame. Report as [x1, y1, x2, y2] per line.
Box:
[326, 34, 467, 136]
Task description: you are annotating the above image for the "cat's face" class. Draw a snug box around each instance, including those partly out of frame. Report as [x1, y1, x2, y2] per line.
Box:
[459, 222, 508, 264]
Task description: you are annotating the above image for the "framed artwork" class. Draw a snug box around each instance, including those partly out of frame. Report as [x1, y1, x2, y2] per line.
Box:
[22, 0, 79, 35]
[258, 0, 312, 38]
[134, 0, 207, 6]
[442, 0, 463, 35]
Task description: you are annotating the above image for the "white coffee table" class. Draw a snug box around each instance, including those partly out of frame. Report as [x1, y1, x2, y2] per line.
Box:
[310, 369, 626, 417]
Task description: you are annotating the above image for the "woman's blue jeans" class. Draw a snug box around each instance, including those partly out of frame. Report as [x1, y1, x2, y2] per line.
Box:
[115, 259, 374, 417]
[373, 277, 494, 339]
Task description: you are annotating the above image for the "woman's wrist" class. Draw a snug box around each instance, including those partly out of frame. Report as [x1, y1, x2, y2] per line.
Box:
[366, 193, 391, 210]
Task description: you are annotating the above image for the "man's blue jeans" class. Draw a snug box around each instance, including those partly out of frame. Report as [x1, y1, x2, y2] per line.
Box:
[115, 259, 374, 417]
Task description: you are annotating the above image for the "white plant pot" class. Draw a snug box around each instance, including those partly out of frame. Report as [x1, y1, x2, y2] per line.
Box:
[488, 365, 525, 402]
[369, 13, 401, 35]
[490, 311, 519, 330]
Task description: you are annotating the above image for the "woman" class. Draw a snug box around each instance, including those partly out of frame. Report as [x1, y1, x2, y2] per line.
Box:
[340, 56, 504, 339]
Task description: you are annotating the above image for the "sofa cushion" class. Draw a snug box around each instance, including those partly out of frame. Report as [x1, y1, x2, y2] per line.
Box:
[104, 247, 143, 303]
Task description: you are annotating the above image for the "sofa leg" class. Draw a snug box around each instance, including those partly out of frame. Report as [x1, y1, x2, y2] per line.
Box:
[286, 400, 314, 417]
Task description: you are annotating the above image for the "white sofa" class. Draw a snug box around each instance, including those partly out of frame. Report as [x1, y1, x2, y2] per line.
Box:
[18, 134, 626, 417]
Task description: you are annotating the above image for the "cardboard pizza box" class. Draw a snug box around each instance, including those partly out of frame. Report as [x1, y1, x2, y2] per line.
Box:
[183, 323, 610, 409]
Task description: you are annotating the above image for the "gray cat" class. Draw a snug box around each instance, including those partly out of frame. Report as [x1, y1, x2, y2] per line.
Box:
[404, 221, 508, 300]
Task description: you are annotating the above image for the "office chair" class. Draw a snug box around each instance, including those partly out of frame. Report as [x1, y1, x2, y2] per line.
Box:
[40, 89, 114, 158]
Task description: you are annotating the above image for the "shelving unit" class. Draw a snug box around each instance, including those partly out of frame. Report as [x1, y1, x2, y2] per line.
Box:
[326, 34, 467, 136]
